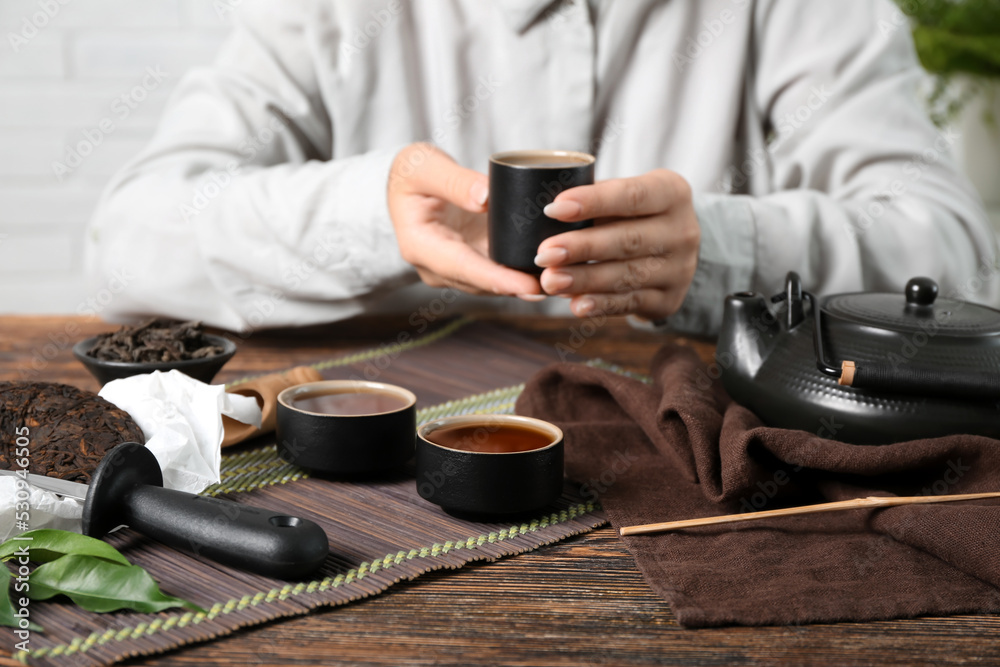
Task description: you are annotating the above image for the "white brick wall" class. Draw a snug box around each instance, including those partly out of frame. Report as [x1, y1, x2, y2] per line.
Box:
[0, 0, 234, 313]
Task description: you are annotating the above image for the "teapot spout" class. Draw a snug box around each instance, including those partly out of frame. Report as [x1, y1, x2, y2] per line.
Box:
[717, 291, 781, 384]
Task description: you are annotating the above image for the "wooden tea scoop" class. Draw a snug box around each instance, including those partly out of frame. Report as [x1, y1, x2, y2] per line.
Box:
[222, 366, 322, 447]
[619, 491, 1000, 537]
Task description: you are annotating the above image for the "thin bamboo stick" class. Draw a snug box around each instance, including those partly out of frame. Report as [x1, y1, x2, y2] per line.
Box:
[619, 491, 1000, 537]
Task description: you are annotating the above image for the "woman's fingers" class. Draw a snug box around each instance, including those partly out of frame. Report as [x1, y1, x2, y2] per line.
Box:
[540, 255, 686, 295]
[412, 236, 541, 296]
[536, 214, 697, 267]
[569, 289, 682, 319]
[390, 143, 489, 213]
[542, 169, 689, 222]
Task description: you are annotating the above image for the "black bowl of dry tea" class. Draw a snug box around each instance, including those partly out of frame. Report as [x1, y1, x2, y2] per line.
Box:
[73, 319, 237, 385]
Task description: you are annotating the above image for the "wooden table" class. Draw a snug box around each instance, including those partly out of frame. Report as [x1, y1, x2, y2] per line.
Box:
[2, 315, 998, 667]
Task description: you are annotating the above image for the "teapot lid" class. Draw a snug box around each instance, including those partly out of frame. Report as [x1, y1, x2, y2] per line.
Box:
[822, 277, 1000, 337]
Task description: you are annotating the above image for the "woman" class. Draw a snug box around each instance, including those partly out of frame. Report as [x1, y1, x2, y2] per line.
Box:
[85, 0, 997, 335]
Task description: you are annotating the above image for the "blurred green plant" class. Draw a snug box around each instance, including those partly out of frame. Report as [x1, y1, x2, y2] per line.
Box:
[894, 0, 1000, 126]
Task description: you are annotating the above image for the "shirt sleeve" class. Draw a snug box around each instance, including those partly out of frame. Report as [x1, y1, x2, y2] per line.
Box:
[84, 0, 416, 332]
[666, 0, 999, 336]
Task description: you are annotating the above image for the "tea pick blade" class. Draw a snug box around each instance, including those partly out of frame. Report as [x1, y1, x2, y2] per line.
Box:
[0, 469, 88, 501]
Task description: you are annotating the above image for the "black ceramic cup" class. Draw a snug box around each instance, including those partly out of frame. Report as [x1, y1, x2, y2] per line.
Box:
[415, 414, 564, 517]
[276, 380, 417, 474]
[488, 149, 595, 274]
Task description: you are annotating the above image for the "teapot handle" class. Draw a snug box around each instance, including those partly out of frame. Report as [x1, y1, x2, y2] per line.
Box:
[840, 361, 1000, 397]
[807, 291, 844, 379]
[808, 291, 1000, 399]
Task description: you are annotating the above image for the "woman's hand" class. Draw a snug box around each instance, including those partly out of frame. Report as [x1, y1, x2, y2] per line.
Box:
[535, 169, 700, 320]
[387, 143, 542, 298]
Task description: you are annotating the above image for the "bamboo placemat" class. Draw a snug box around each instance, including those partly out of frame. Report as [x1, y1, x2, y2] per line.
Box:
[10, 319, 614, 666]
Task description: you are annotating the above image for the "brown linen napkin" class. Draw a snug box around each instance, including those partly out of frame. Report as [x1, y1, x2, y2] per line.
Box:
[222, 366, 323, 447]
[515, 344, 1000, 627]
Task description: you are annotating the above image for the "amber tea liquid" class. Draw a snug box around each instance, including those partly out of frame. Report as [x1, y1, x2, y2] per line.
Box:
[425, 423, 554, 453]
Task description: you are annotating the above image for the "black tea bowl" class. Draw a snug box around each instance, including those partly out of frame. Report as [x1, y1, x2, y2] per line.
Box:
[73, 334, 236, 385]
[276, 380, 417, 475]
[416, 414, 564, 518]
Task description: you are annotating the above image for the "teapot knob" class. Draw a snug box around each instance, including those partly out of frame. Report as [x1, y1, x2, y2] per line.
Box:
[905, 277, 938, 306]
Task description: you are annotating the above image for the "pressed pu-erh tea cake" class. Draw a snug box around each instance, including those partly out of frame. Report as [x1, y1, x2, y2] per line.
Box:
[0, 382, 145, 483]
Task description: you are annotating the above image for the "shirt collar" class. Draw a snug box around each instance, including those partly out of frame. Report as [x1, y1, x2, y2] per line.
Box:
[496, 0, 563, 33]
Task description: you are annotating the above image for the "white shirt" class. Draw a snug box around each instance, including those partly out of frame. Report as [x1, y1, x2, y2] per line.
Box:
[85, 0, 999, 335]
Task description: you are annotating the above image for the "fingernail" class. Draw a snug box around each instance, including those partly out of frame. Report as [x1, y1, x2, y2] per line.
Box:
[543, 200, 582, 219]
[517, 293, 547, 302]
[575, 297, 596, 316]
[534, 247, 568, 267]
[541, 271, 573, 294]
[471, 182, 489, 207]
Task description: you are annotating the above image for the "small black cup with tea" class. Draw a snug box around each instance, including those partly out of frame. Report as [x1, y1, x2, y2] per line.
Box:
[416, 414, 564, 517]
[276, 380, 417, 475]
[488, 150, 595, 274]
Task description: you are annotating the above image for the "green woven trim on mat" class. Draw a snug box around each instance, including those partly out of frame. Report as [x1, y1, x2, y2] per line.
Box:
[587, 358, 652, 384]
[206, 444, 307, 496]
[28, 501, 601, 662]
[225, 316, 473, 389]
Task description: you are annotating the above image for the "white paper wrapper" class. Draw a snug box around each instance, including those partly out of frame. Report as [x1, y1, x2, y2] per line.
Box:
[0, 370, 262, 541]
[0, 477, 81, 542]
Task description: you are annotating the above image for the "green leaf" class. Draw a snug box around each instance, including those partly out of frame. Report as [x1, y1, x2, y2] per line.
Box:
[0, 530, 130, 566]
[0, 565, 43, 632]
[28, 555, 204, 614]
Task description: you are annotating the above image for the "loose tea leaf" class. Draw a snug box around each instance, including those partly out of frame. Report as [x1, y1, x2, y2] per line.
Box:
[0, 382, 144, 483]
[28, 554, 204, 614]
[86, 319, 224, 363]
[0, 530, 130, 567]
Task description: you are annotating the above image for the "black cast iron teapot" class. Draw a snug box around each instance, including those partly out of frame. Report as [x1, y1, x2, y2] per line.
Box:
[717, 272, 1000, 445]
